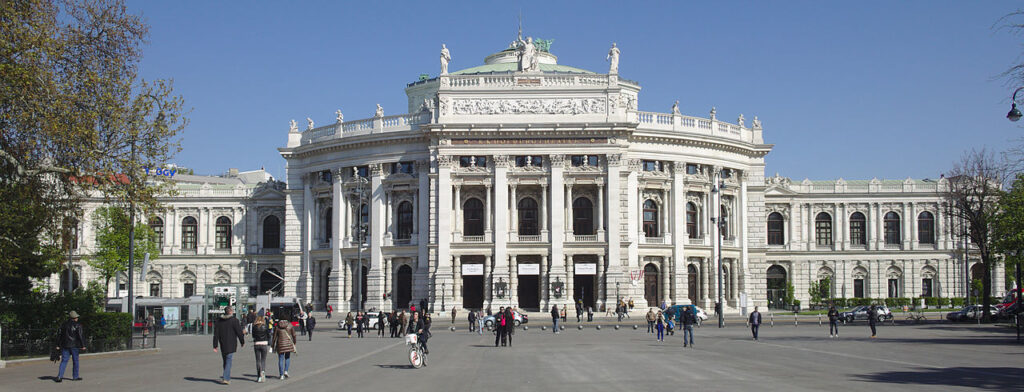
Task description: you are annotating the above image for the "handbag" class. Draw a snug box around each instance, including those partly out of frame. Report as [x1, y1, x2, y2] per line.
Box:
[50, 347, 61, 363]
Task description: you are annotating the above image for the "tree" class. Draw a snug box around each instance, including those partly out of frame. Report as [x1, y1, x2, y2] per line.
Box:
[87, 206, 158, 295]
[993, 174, 1024, 297]
[0, 0, 185, 298]
[943, 149, 1008, 322]
[809, 277, 832, 307]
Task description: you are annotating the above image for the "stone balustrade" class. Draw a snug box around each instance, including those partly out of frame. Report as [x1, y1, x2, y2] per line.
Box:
[299, 112, 431, 146]
[766, 178, 946, 194]
[630, 110, 761, 144]
[443, 74, 613, 90]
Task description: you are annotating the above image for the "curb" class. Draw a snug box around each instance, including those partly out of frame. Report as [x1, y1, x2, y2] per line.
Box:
[0, 348, 160, 369]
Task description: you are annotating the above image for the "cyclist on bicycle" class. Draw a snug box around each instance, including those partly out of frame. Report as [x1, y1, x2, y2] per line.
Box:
[415, 312, 431, 355]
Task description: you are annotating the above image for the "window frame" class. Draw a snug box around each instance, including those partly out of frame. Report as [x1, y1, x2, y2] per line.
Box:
[884, 212, 901, 245]
[767, 212, 785, 245]
[686, 202, 698, 239]
[262, 215, 281, 249]
[917, 211, 935, 244]
[181, 216, 198, 250]
[642, 199, 659, 237]
[517, 197, 539, 235]
[396, 201, 414, 240]
[849, 212, 866, 245]
[815, 212, 833, 246]
[215, 216, 232, 249]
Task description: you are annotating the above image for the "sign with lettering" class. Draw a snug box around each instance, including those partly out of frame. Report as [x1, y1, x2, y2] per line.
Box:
[145, 167, 177, 177]
[462, 263, 484, 276]
[518, 263, 540, 275]
[575, 263, 597, 275]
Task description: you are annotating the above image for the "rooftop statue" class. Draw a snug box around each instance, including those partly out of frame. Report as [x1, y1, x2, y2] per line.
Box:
[752, 116, 762, 129]
[336, 109, 344, 123]
[440, 44, 451, 75]
[375, 104, 384, 118]
[289, 119, 298, 133]
[738, 114, 745, 128]
[607, 43, 620, 74]
[709, 106, 717, 121]
[671, 100, 680, 115]
[534, 38, 553, 53]
[307, 117, 314, 130]
[516, 37, 539, 72]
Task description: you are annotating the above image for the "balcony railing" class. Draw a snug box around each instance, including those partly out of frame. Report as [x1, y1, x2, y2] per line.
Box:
[462, 235, 486, 242]
[573, 234, 598, 242]
[688, 238, 705, 245]
[393, 238, 414, 246]
[517, 235, 541, 242]
[641, 236, 665, 244]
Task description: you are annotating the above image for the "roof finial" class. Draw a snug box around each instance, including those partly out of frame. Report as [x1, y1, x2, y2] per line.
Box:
[517, 10, 523, 42]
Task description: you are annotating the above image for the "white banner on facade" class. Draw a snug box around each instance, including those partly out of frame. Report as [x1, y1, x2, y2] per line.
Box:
[462, 263, 484, 276]
[575, 263, 597, 275]
[518, 264, 540, 275]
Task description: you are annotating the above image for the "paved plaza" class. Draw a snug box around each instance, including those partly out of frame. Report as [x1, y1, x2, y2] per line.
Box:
[1, 321, 1021, 392]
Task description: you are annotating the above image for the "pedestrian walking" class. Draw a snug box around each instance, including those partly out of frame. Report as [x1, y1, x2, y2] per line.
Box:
[749, 306, 762, 341]
[344, 312, 354, 337]
[646, 309, 656, 333]
[399, 311, 409, 336]
[298, 311, 308, 336]
[587, 306, 594, 322]
[306, 314, 316, 341]
[868, 304, 878, 338]
[495, 307, 506, 347]
[551, 305, 560, 333]
[827, 305, 840, 338]
[682, 307, 696, 348]
[377, 311, 386, 338]
[54, 310, 86, 383]
[251, 316, 271, 383]
[451, 307, 457, 325]
[468, 310, 476, 332]
[560, 306, 567, 322]
[504, 307, 515, 346]
[628, 298, 635, 311]
[326, 304, 333, 319]
[477, 310, 484, 335]
[272, 318, 296, 380]
[355, 312, 365, 338]
[655, 311, 665, 342]
[212, 306, 245, 385]
[575, 300, 583, 322]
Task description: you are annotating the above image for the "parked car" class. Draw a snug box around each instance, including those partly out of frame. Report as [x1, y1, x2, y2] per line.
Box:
[946, 305, 998, 322]
[665, 305, 708, 325]
[483, 310, 528, 328]
[839, 305, 892, 323]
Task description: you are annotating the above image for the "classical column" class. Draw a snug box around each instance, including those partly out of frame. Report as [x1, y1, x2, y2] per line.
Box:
[453, 255, 462, 307]
[597, 254, 606, 309]
[453, 184, 462, 236]
[385, 188, 394, 241]
[565, 183, 574, 236]
[596, 182, 605, 237]
[701, 258, 710, 303]
[565, 254, 575, 304]
[788, 202, 796, 249]
[510, 184, 518, 237]
[661, 257, 670, 305]
[411, 191, 418, 236]
[368, 164, 385, 310]
[540, 184, 549, 236]
[485, 183, 493, 238]
[331, 170, 343, 310]
[540, 254, 550, 310]
[383, 257, 392, 309]
[661, 189, 669, 238]
[484, 255, 493, 308]
[510, 255, 518, 307]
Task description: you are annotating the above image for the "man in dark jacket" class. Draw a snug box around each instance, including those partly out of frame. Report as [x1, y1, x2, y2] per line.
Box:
[504, 307, 515, 347]
[306, 315, 316, 341]
[749, 306, 762, 341]
[868, 304, 878, 338]
[682, 307, 696, 348]
[213, 306, 245, 385]
[551, 305, 560, 333]
[575, 300, 583, 322]
[827, 305, 840, 338]
[55, 310, 86, 382]
[416, 313, 431, 355]
[494, 307, 506, 347]
[468, 310, 476, 332]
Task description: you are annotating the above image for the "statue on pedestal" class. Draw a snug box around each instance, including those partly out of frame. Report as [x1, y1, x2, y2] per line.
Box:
[336, 110, 344, 124]
[752, 116, 762, 128]
[375, 104, 384, 118]
[440, 44, 451, 75]
[607, 43, 620, 74]
[289, 119, 298, 133]
[516, 37, 539, 72]
[738, 114, 745, 128]
[671, 100, 680, 115]
[306, 117, 314, 130]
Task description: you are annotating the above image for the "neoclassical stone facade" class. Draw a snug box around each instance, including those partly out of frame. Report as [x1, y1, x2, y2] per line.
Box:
[49, 38, 1003, 313]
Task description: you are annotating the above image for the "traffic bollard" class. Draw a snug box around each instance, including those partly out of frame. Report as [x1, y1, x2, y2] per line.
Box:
[794, 313, 798, 327]
[818, 314, 822, 326]
[770, 313, 774, 327]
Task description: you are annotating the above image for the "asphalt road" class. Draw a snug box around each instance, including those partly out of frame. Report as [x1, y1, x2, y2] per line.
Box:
[1, 321, 1021, 392]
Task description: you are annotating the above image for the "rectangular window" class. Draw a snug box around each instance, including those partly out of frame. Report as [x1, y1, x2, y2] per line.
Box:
[919, 220, 935, 244]
[149, 283, 160, 297]
[816, 220, 833, 246]
[118, 282, 126, 291]
[459, 156, 486, 167]
[570, 155, 598, 167]
[850, 220, 865, 245]
[183, 283, 195, 298]
[642, 160, 661, 172]
[515, 156, 542, 167]
[182, 225, 197, 250]
[921, 279, 933, 297]
[888, 279, 899, 298]
[215, 224, 230, 249]
[320, 170, 332, 183]
[392, 161, 415, 174]
[356, 166, 369, 178]
[854, 279, 865, 298]
[686, 164, 699, 175]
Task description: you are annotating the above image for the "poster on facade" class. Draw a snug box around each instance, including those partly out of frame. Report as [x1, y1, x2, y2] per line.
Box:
[518, 263, 540, 275]
[163, 307, 179, 329]
[575, 263, 597, 275]
[462, 263, 484, 276]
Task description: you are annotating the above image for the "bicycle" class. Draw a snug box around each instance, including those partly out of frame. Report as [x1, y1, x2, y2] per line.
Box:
[906, 312, 927, 324]
[406, 333, 427, 368]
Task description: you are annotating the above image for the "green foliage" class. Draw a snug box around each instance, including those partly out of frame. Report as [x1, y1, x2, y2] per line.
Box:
[86, 312, 132, 341]
[809, 277, 832, 306]
[951, 297, 966, 308]
[87, 206, 159, 289]
[0, 281, 105, 333]
[785, 281, 795, 305]
[0, 0, 186, 300]
[994, 173, 1024, 289]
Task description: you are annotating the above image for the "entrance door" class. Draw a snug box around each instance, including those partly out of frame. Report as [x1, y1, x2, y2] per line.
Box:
[573, 274, 595, 309]
[687, 264, 698, 303]
[518, 275, 540, 310]
[360, 266, 368, 310]
[320, 266, 331, 308]
[644, 263, 660, 307]
[766, 265, 787, 310]
[463, 274, 484, 309]
[396, 265, 412, 309]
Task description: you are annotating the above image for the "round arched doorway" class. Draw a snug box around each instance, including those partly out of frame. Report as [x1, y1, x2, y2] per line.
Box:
[644, 263, 660, 307]
[396, 265, 412, 310]
[766, 265, 787, 309]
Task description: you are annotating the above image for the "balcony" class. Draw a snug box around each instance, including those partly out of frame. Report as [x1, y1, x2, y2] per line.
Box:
[517, 235, 542, 242]
[688, 237, 705, 246]
[462, 235, 486, 242]
[258, 248, 282, 255]
[393, 238, 416, 246]
[573, 234, 599, 242]
[641, 236, 665, 244]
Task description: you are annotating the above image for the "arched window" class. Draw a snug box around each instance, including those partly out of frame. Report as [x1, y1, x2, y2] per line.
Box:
[181, 216, 197, 250]
[849, 212, 866, 245]
[262, 215, 280, 249]
[518, 198, 538, 235]
[884, 212, 901, 245]
[396, 201, 414, 240]
[463, 198, 484, 235]
[815, 212, 833, 246]
[149, 217, 164, 250]
[324, 207, 333, 242]
[572, 197, 593, 235]
[642, 200, 659, 237]
[917, 211, 935, 244]
[720, 205, 729, 237]
[686, 202, 698, 239]
[215, 216, 231, 249]
[767, 212, 785, 245]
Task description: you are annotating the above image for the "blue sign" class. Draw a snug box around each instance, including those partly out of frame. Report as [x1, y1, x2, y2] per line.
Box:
[145, 167, 176, 177]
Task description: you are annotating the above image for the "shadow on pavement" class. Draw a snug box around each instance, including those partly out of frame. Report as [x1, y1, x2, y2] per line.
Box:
[183, 376, 229, 384]
[853, 367, 1021, 390]
[37, 376, 59, 382]
[376, 364, 414, 370]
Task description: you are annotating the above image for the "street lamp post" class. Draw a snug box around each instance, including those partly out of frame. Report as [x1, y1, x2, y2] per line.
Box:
[711, 174, 726, 328]
[351, 168, 369, 312]
[1007, 87, 1024, 122]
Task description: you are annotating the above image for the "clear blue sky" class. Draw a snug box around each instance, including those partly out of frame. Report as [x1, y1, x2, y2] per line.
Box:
[126, 1, 1024, 182]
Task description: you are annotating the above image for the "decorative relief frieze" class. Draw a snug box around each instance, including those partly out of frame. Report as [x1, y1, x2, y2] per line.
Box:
[451, 98, 607, 115]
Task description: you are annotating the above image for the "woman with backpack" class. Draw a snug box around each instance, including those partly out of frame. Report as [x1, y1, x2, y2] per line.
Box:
[344, 312, 354, 338]
[251, 316, 271, 383]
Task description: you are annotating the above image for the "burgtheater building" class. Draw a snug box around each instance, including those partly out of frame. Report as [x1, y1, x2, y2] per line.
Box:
[51, 37, 1003, 314]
